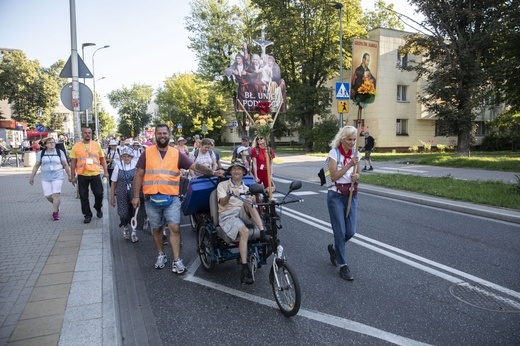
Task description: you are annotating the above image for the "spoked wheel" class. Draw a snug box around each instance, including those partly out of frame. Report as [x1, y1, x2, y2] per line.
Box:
[197, 223, 215, 271]
[269, 261, 301, 317]
[190, 214, 197, 232]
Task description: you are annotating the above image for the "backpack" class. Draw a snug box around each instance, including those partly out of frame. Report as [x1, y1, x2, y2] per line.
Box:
[193, 148, 213, 159]
[40, 147, 68, 167]
[318, 147, 340, 187]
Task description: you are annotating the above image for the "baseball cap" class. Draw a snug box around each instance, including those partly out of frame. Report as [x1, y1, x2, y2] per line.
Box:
[227, 158, 247, 175]
[237, 146, 249, 155]
[241, 135, 249, 141]
[120, 147, 134, 157]
[178, 136, 185, 141]
[109, 140, 117, 146]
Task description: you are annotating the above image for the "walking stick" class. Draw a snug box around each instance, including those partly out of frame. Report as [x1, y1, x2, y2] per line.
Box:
[346, 106, 363, 217]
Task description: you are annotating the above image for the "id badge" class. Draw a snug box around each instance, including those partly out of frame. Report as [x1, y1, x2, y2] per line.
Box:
[260, 164, 264, 170]
[86, 158, 94, 164]
[127, 184, 131, 191]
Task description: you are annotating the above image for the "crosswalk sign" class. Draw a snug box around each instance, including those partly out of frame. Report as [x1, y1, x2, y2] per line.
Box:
[337, 101, 349, 113]
[335, 82, 350, 100]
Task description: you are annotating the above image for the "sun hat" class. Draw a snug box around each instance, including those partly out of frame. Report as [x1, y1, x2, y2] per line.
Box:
[109, 140, 117, 146]
[169, 139, 175, 143]
[124, 139, 131, 145]
[132, 141, 141, 146]
[120, 147, 134, 157]
[178, 136, 185, 142]
[227, 158, 247, 175]
[237, 146, 249, 155]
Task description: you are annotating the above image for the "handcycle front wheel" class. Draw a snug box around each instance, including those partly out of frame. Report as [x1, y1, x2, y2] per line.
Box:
[197, 224, 216, 272]
[269, 261, 301, 317]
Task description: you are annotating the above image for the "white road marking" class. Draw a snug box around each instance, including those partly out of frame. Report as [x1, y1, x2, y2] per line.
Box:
[185, 258, 430, 346]
[283, 207, 520, 300]
[272, 177, 293, 184]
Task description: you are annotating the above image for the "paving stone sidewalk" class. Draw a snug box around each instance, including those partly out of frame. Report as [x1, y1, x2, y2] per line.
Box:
[0, 166, 118, 346]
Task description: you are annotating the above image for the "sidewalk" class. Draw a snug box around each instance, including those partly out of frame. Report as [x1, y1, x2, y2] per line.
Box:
[0, 166, 117, 346]
[0, 154, 518, 345]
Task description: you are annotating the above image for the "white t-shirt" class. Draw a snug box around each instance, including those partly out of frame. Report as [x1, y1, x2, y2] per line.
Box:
[327, 148, 361, 189]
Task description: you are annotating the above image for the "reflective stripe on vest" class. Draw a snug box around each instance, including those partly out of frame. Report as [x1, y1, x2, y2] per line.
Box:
[72, 142, 102, 174]
[142, 146, 180, 196]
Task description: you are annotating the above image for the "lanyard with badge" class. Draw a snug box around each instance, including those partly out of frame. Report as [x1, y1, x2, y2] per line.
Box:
[84, 143, 94, 165]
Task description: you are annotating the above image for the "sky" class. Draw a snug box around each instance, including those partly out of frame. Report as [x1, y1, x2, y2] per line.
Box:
[0, 0, 421, 117]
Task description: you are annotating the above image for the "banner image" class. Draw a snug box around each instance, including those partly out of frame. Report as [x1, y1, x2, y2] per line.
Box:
[350, 39, 379, 103]
[225, 43, 286, 113]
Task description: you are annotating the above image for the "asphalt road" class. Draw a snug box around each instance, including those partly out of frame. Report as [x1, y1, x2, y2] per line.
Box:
[111, 177, 520, 345]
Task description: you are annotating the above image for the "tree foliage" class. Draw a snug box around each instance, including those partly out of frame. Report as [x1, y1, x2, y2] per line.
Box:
[0, 50, 62, 128]
[362, 0, 405, 31]
[400, 0, 516, 155]
[107, 84, 153, 138]
[155, 73, 227, 138]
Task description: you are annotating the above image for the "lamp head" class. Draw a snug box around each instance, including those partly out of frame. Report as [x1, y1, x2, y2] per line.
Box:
[82, 42, 96, 48]
[328, 2, 343, 10]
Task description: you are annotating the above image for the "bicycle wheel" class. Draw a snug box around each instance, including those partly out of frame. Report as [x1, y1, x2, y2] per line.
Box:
[190, 214, 197, 232]
[269, 261, 301, 317]
[197, 223, 215, 271]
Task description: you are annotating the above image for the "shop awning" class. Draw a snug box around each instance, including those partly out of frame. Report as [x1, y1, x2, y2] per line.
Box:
[26, 130, 49, 138]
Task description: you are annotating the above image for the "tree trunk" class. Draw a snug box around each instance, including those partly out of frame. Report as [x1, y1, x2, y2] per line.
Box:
[457, 130, 471, 156]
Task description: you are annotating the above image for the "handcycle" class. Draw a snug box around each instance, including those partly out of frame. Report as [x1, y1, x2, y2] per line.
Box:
[182, 175, 304, 316]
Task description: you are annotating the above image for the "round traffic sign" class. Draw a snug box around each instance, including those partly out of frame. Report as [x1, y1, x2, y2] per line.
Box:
[60, 82, 93, 111]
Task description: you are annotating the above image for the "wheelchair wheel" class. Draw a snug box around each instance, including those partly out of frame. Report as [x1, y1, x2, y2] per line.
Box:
[197, 224, 216, 271]
[269, 261, 301, 317]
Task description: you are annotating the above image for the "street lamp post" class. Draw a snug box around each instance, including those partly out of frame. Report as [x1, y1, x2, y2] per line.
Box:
[328, 2, 344, 128]
[92, 45, 110, 140]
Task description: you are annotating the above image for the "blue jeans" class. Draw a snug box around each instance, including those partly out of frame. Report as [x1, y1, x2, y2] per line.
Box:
[327, 190, 358, 266]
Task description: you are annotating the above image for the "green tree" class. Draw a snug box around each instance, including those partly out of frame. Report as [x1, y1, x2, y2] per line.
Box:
[362, 0, 404, 31]
[107, 84, 153, 138]
[155, 73, 227, 137]
[98, 109, 116, 138]
[0, 50, 61, 128]
[400, 0, 516, 156]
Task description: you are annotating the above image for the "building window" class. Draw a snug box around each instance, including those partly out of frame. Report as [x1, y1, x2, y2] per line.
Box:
[397, 52, 408, 68]
[396, 119, 408, 135]
[397, 85, 408, 102]
[475, 121, 490, 136]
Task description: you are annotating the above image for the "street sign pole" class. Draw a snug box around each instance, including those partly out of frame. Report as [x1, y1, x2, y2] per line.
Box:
[69, 0, 81, 142]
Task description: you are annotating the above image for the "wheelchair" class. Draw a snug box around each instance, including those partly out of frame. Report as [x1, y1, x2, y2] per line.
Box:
[182, 175, 304, 317]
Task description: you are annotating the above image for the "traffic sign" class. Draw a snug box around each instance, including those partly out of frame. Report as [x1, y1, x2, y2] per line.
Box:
[36, 124, 46, 133]
[337, 100, 349, 113]
[59, 54, 93, 79]
[177, 123, 183, 129]
[202, 125, 208, 134]
[60, 82, 93, 111]
[232, 121, 237, 127]
[335, 82, 350, 100]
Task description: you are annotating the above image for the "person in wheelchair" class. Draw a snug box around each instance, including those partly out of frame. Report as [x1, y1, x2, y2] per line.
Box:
[217, 159, 265, 284]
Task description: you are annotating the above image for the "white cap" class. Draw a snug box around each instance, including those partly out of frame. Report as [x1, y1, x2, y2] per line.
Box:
[109, 140, 117, 146]
[237, 146, 249, 154]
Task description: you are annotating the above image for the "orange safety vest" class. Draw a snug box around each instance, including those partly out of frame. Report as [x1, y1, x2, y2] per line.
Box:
[72, 141, 102, 175]
[142, 146, 181, 196]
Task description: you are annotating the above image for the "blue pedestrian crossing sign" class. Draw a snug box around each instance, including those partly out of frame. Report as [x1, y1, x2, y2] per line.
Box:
[335, 82, 350, 100]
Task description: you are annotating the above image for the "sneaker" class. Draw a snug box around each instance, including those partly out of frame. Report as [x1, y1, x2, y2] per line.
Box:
[96, 209, 103, 218]
[172, 258, 186, 274]
[83, 216, 92, 224]
[131, 231, 138, 243]
[339, 265, 354, 281]
[53, 212, 59, 221]
[368, 166, 373, 171]
[327, 244, 337, 267]
[241, 264, 254, 284]
[155, 253, 167, 269]
[362, 167, 367, 172]
[123, 226, 130, 240]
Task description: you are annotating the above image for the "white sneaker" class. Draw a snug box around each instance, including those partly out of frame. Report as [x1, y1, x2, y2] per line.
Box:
[155, 253, 167, 269]
[123, 226, 130, 240]
[172, 258, 186, 274]
[131, 231, 138, 243]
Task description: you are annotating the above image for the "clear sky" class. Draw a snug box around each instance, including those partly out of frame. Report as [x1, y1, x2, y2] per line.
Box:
[0, 0, 420, 117]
